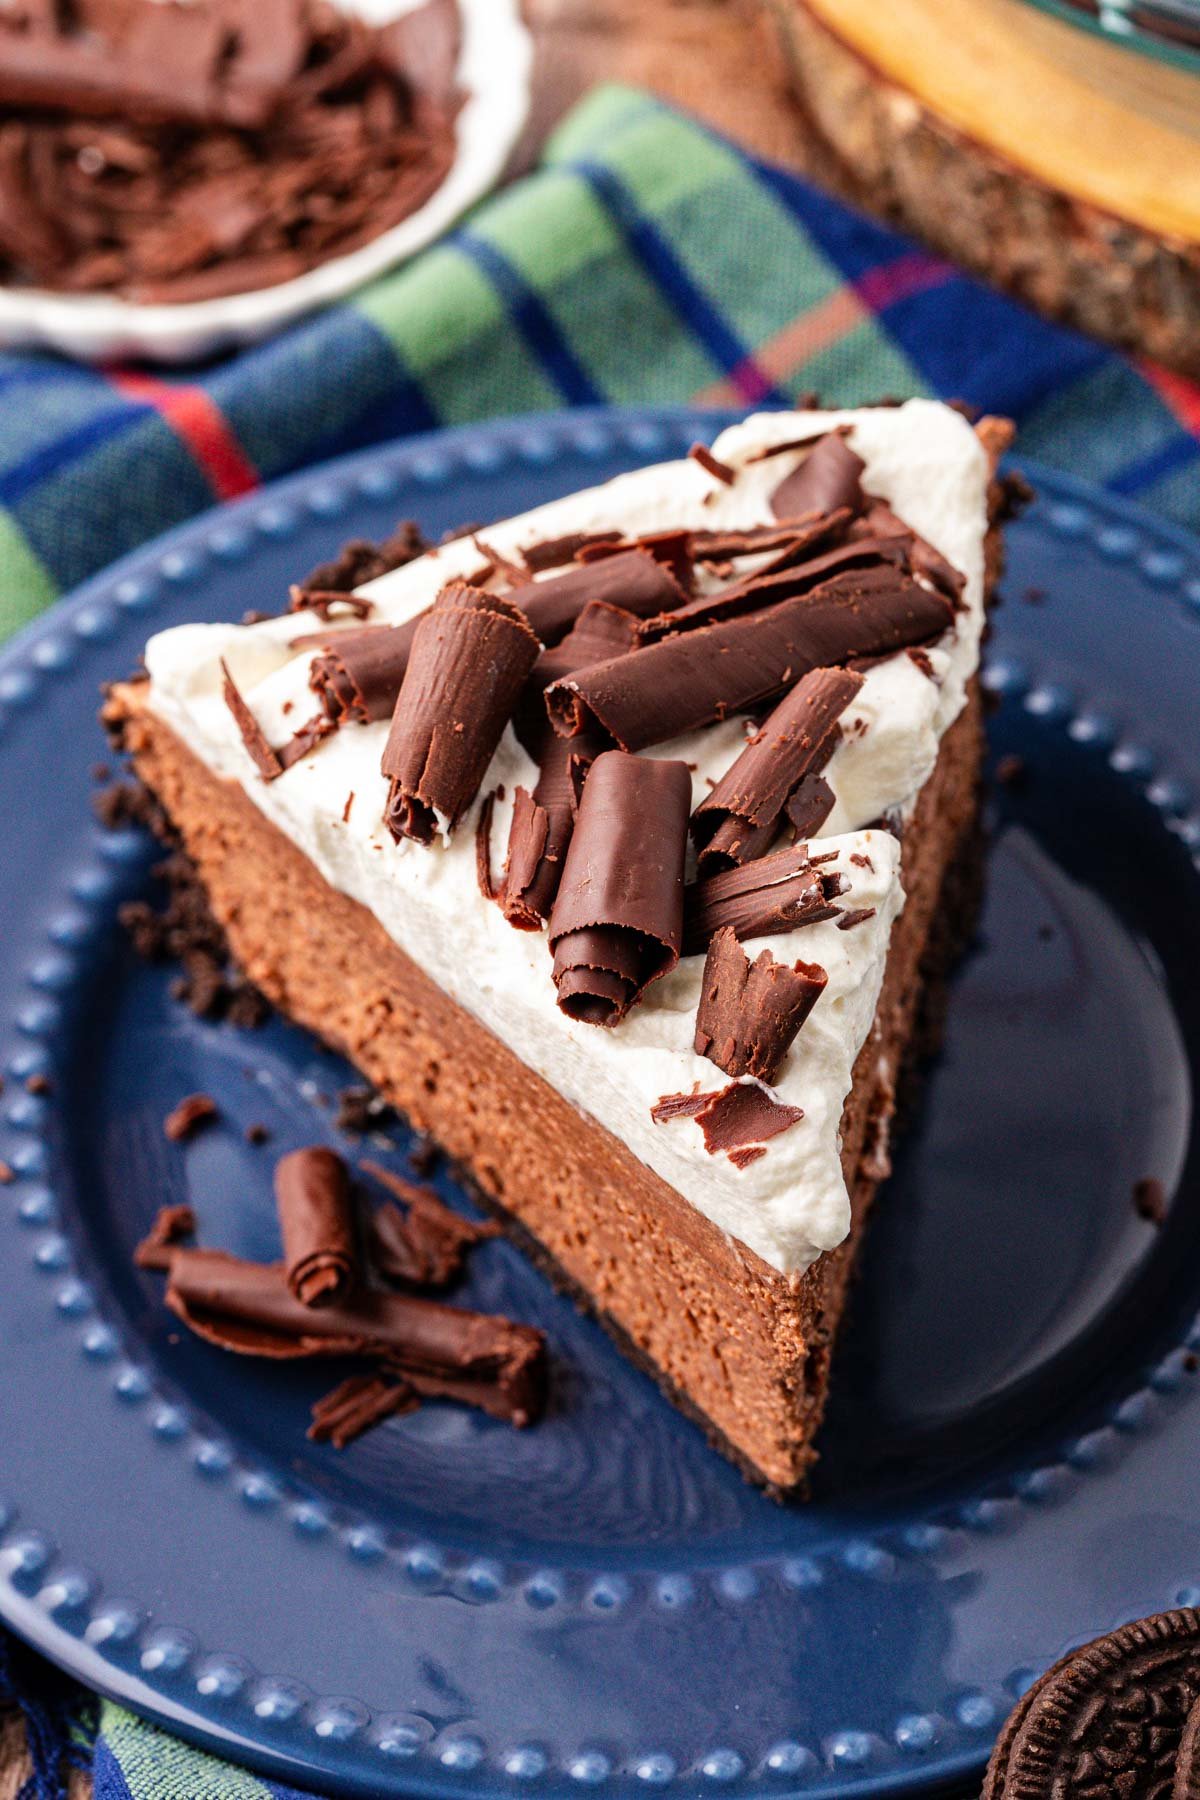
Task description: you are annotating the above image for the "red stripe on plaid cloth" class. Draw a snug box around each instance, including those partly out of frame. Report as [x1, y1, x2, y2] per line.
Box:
[1138, 360, 1200, 438]
[106, 369, 259, 500]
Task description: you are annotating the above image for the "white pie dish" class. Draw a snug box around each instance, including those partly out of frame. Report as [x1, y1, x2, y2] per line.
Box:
[0, 0, 532, 365]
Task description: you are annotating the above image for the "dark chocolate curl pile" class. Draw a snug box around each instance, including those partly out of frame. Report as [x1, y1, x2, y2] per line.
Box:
[770, 432, 866, 520]
[310, 622, 420, 724]
[695, 927, 828, 1083]
[546, 567, 953, 752]
[275, 1145, 357, 1308]
[548, 751, 692, 1026]
[382, 581, 539, 845]
[693, 666, 864, 873]
[164, 1249, 546, 1425]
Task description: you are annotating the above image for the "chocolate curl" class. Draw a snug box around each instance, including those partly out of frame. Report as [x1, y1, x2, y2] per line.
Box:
[548, 752, 691, 1026]
[684, 843, 843, 955]
[547, 568, 953, 753]
[639, 530, 906, 640]
[578, 528, 694, 594]
[502, 736, 592, 930]
[164, 1250, 546, 1424]
[381, 581, 539, 845]
[503, 603, 641, 928]
[310, 621, 418, 723]
[518, 599, 643, 753]
[770, 432, 866, 520]
[0, 12, 243, 129]
[693, 667, 864, 874]
[276, 1146, 357, 1308]
[695, 927, 827, 1082]
[517, 547, 686, 649]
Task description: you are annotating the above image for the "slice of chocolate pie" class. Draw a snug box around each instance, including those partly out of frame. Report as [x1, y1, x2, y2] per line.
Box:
[109, 401, 1008, 1493]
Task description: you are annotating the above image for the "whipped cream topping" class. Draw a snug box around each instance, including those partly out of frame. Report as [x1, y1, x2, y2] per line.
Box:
[143, 401, 989, 1274]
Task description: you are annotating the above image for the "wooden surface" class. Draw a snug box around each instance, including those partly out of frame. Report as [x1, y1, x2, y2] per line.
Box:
[799, 0, 1200, 241]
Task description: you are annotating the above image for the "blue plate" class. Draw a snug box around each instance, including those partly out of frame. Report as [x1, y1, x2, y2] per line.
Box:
[1, 407, 1199, 1800]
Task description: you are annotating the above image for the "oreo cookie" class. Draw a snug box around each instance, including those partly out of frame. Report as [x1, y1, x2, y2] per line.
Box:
[983, 1610, 1200, 1798]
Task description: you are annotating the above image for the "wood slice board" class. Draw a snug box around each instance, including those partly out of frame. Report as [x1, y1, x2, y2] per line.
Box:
[767, 0, 1200, 376]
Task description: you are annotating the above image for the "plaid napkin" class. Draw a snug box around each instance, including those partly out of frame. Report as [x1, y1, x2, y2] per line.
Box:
[2, 78, 1200, 1800]
[2, 81, 1200, 649]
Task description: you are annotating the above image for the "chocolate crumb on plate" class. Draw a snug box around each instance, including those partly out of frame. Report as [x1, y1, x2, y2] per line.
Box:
[245, 1122, 271, 1145]
[1134, 1175, 1168, 1225]
[163, 1092, 218, 1142]
[995, 752, 1028, 788]
[0, 1160, 15, 1185]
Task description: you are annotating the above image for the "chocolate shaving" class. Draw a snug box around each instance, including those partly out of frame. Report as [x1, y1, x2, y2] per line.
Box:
[381, 581, 539, 844]
[854, 497, 965, 606]
[221, 658, 282, 780]
[770, 432, 866, 519]
[693, 667, 863, 873]
[275, 711, 336, 770]
[837, 907, 876, 931]
[361, 1159, 498, 1289]
[695, 927, 827, 1081]
[548, 751, 691, 1026]
[688, 514, 849, 566]
[134, 1203, 196, 1270]
[744, 424, 852, 462]
[310, 622, 419, 724]
[376, 0, 461, 108]
[547, 568, 952, 753]
[289, 587, 374, 623]
[649, 1090, 709, 1123]
[519, 530, 621, 573]
[518, 599, 643, 752]
[475, 789, 498, 899]
[689, 442, 736, 485]
[684, 844, 843, 955]
[163, 1092, 218, 1141]
[163, 1249, 546, 1424]
[308, 1372, 419, 1448]
[501, 736, 593, 929]
[652, 1080, 804, 1161]
[275, 1145, 357, 1308]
